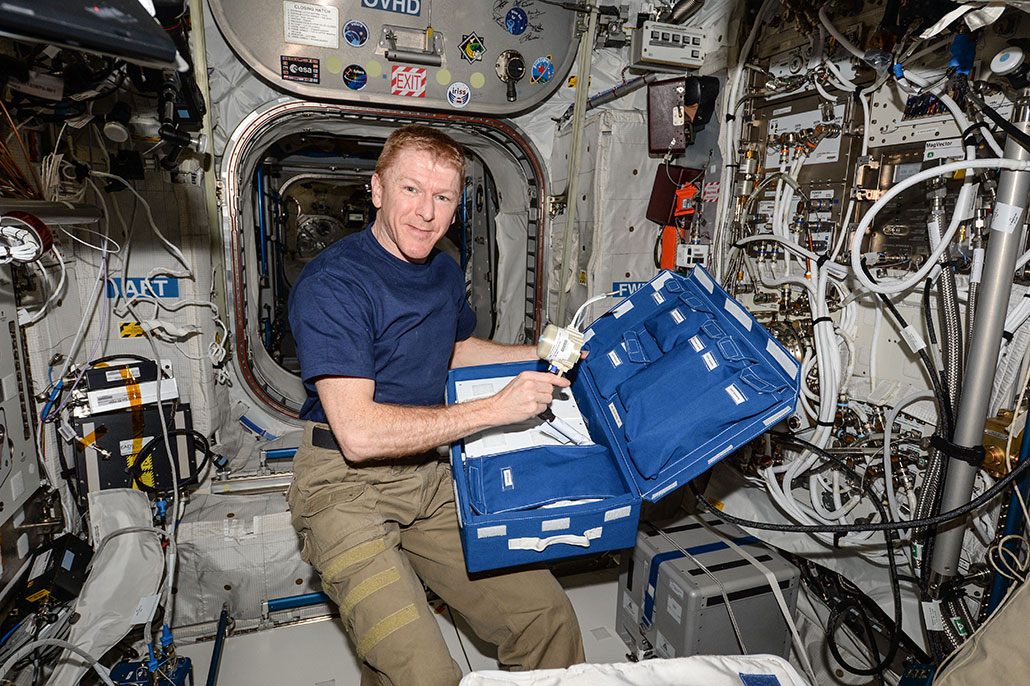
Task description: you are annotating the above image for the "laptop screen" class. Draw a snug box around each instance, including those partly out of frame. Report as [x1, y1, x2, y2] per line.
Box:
[0, 0, 177, 69]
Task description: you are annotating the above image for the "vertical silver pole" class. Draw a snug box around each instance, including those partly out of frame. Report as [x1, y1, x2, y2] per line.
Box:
[930, 95, 1030, 587]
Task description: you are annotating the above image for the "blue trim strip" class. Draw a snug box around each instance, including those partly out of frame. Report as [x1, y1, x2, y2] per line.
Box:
[263, 447, 297, 461]
[266, 592, 331, 613]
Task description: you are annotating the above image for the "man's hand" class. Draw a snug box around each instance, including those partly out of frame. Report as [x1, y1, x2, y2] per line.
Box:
[487, 371, 571, 425]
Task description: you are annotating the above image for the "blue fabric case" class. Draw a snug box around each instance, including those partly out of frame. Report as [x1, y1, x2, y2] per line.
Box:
[447, 268, 801, 573]
[466, 444, 624, 514]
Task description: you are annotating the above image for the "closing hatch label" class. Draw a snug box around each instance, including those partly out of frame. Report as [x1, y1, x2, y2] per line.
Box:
[283, 2, 339, 49]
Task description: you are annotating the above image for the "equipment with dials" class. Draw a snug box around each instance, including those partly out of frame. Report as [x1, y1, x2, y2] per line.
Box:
[631, 20, 707, 71]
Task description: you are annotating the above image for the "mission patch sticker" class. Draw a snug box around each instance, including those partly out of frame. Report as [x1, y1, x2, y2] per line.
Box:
[343, 64, 367, 90]
[459, 32, 486, 64]
[343, 20, 369, 47]
[447, 81, 471, 108]
[531, 55, 554, 84]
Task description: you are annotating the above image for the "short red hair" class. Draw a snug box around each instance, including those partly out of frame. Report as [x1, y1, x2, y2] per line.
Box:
[376, 124, 466, 180]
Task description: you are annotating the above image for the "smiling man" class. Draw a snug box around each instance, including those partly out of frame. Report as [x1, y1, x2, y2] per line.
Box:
[287, 124, 583, 686]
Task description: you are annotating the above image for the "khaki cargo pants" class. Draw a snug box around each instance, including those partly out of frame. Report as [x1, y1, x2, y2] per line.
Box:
[288, 422, 585, 686]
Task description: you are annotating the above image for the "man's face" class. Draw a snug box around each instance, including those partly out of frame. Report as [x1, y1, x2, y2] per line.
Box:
[370, 148, 462, 264]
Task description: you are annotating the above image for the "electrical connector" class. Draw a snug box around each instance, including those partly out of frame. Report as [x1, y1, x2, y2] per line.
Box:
[536, 324, 585, 376]
[147, 643, 159, 673]
[161, 624, 174, 649]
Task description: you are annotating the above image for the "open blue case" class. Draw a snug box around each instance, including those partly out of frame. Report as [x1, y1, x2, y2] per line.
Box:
[446, 268, 801, 573]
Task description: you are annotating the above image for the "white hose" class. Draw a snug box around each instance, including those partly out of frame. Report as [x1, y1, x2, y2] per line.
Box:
[883, 392, 935, 522]
[818, 4, 864, 60]
[850, 159, 1030, 294]
[1, 639, 114, 686]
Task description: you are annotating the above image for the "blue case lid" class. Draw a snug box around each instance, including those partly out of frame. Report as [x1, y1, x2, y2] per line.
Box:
[578, 267, 802, 502]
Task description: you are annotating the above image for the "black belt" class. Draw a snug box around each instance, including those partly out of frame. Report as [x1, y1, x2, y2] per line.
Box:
[311, 425, 340, 451]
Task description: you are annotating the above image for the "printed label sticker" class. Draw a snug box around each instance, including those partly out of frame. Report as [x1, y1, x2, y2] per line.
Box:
[361, 0, 420, 15]
[530, 54, 554, 84]
[391, 66, 427, 97]
[280, 55, 320, 83]
[283, 2, 339, 49]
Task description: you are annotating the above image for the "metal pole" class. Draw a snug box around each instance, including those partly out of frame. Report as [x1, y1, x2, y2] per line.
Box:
[206, 602, 230, 686]
[929, 93, 1030, 588]
[555, 0, 598, 327]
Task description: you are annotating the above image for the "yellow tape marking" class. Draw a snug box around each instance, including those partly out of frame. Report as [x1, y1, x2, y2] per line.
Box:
[322, 539, 386, 583]
[357, 604, 419, 658]
[26, 589, 50, 603]
[119, 322, 145, 338]
[340, 568, 401, 616]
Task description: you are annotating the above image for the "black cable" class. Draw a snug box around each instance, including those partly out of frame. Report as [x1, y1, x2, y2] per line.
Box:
[922, 276, 939, 349]
[87, 354, 155, 368]
[445, 605, 473, 673]
[861, 260, 953, 436]
[126, 429, 214, 492]
[961, 85, 1030, 154]
[765, 432, 903, 675]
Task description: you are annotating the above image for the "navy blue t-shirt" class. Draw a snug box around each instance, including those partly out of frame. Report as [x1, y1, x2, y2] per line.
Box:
[289, 228, 477, 423]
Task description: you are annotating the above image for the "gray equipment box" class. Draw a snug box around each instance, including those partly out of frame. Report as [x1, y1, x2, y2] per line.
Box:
[617, 512, 799, 660]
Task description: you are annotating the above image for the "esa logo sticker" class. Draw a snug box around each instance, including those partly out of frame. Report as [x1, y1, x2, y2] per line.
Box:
[343, 20, 369, 47]
[391, 65, 427, 97]
[361, 0, 420, 15]
[459, 32, 486, 63]
[505, 8, 528, 35]
[280, 56, 320, 83]
[530, 55, 554, 84]
[343, 64, 367, 90]
[447, 81, 471, 108]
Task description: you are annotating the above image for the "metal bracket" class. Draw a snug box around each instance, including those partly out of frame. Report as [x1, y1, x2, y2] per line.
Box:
[547, 195, 567, 218]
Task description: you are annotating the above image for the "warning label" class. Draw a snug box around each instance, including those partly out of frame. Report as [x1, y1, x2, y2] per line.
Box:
[283, 1, 339, 49]
[391, 66, 427, 97]
[702, 181, 720, 203]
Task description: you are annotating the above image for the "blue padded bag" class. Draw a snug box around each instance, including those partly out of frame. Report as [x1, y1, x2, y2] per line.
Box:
[589, 329, 662, 398]
[616, 342, 745, 479]
[465, 444, 625, 514]
[615, 322, 785, 479]
[643, 294, 715, 353]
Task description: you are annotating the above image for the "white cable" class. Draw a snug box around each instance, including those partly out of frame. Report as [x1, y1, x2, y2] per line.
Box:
[850, 160, 1029, 294]
[0, 638, 115, 686]
[818, 4, 864, 60]
[571, 291, 618, 329]
[90, 171, 193, 274]
[883, 392, 935, 523]
[713, 0, 778, 282]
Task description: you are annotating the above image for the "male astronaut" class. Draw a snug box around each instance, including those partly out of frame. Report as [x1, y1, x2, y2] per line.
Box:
[287, 124, 584, 686]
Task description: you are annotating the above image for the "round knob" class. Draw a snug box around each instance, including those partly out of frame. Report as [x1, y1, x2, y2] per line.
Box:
[991, 46, 1024, 76]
